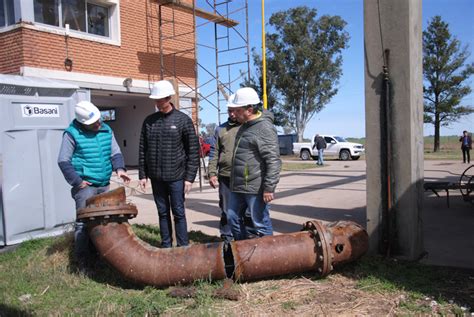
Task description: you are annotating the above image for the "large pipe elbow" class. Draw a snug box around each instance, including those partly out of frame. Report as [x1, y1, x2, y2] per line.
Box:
[78, 188, 368, 288]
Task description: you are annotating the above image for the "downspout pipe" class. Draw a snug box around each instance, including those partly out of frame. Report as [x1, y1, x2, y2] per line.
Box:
[78, 188, 368, 288]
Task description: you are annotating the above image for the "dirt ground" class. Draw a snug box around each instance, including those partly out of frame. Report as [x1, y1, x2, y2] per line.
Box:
[162, 273, 471, 316]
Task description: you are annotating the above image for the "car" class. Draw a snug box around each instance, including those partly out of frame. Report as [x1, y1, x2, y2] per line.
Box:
[199, 137, 211, 158]
[292, 135, 364, 161]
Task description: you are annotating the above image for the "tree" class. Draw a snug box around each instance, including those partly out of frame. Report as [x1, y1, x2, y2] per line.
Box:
[423, 16, 474, 152]
[260, 6, 349, 142]
[241, 48, 291, 131]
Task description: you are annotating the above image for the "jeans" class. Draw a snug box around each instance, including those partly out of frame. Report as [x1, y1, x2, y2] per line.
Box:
[71, 184, 109, 259]
[227, 192, 273, 240]
[150, 179, 188, 248]
[218, 177, 233, 241]
[317, 149, 325, 165]
[462, 147, 470, 163]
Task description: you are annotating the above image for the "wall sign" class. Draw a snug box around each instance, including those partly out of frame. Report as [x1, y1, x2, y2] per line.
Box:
[21, 104, 60, 118]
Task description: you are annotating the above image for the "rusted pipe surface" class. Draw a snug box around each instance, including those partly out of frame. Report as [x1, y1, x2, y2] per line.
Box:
[89, 222, 226, 286]
[231, 231, 317, 281]
[79, 188, 226, 286]
[78, 188, 369, 288]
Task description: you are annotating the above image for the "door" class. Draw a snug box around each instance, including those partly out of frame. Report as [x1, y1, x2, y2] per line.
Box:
[324, 136, 338, 155]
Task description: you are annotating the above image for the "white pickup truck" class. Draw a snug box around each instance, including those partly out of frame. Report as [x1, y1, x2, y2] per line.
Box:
[293, 135, 365, 161]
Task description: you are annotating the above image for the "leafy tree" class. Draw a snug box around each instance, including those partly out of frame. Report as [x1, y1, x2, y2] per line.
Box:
[241, 48, 290, 131]
[423, 15, 474, 152]
[259, 6, 349, 142]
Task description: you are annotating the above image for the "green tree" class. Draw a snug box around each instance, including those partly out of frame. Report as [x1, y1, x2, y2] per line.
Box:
[262, 6, 349, 142]
[241, 48, 291, 131]
[423, 15, 474, 152]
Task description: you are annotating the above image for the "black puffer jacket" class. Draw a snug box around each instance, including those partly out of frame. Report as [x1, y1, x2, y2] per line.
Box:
[139, 107, 199, 182]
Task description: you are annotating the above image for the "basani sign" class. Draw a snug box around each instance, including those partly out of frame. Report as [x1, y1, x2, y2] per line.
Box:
[21, 104, 60, 118]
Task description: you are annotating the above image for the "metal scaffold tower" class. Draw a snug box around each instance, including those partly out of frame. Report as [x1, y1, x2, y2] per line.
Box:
[156, 0, 250, 188]
[157, 0, 250, 123]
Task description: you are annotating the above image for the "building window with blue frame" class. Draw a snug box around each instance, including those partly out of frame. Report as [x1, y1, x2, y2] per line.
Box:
[33, 0, 111, 37]
[0, 0, 15, 28]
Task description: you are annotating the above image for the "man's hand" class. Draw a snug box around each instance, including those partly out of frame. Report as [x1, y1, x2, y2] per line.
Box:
[116, 170, 131, 184]
[263, 191, 274, 203]
[79, 180, 92, 189]
[184, 181, 193, 195]
[139, 178, 148, 191]
[209, 176, 218, 189]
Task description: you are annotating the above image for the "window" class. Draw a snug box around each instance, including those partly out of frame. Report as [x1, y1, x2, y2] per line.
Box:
[33, 0, 112, 37]
[87, 3, 108, 37]
[100, 109, 115, 121]
[324, 137, 334, 144]
[0, 0, 15, 28]
[62, 0, 85, 32]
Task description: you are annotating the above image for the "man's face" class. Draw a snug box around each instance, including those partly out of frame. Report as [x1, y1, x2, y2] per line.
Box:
[232, 106, 251, 124]
[228, 108, 238, 122]
[83, 119, 101, 132]
[155, 96, 172, 112]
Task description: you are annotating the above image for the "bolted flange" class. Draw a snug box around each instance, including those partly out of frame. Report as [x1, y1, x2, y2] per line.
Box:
[77, 187, 137, 222]
[303, 220, 333, 277]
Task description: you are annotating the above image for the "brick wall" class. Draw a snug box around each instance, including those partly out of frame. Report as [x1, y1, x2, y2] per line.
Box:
[0, 0, 196, 86]
[0, 29, 25, 74]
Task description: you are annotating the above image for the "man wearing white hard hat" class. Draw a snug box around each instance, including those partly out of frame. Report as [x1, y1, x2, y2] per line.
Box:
[139, 80, 199, 248]
[207, 94, 242, 242]
[58, 100, 130, 264]
[226, 87, 281, 240]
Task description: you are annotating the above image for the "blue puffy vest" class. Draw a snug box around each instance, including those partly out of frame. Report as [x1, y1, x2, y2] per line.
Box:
[65, 121, 113, 187]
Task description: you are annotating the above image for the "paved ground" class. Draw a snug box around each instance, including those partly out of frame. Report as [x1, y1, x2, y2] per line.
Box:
[112, 159, 474, 270]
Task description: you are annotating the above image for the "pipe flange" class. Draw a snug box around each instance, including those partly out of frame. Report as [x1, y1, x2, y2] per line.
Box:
[77, 203, 138, 222]
[303, 220, 333, 277]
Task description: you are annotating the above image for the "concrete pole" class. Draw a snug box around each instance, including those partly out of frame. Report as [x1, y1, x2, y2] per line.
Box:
[364, 0, 424, 260]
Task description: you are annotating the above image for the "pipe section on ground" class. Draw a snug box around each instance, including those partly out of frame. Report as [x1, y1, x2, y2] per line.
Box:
[78, 188, 368, 288]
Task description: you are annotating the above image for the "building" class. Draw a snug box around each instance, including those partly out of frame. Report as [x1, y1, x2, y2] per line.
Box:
[0, 0, 201, 165]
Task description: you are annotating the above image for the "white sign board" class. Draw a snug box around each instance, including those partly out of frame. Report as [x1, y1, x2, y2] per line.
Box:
[21, 104, 60, 118]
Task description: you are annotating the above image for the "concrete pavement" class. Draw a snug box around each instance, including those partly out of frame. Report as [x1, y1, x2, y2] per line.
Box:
[112, 159, 474, 269]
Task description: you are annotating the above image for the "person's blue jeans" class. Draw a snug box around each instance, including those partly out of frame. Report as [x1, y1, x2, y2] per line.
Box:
[71, 184, 109, 259]
[150, 179, 188, 248]
[317, 148, 325, 165]
[218, 177, 233, 241]
[227, 192, 273, 240]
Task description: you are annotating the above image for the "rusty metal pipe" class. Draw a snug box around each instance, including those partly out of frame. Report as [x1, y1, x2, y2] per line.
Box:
[89, 222, 227, 286]
[78, 188, 368, 288]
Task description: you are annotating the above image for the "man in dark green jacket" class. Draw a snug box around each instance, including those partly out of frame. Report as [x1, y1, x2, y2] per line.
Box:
[208, 95, 241, 241]
[226, 87, 281, 240]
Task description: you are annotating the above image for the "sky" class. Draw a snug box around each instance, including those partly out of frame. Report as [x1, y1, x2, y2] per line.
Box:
[195, 0, 474, 139]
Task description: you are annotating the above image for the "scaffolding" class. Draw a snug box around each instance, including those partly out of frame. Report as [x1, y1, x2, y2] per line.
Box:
[155, 0, 250, 189]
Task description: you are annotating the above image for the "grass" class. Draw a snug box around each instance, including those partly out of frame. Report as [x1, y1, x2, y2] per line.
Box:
[0, 225, 472, 315]
[340, 256, 474, 315]
[0, 227, 225, 316]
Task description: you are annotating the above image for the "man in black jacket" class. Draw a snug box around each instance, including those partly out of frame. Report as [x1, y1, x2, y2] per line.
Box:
[459, 130, 472, 164]
[139, 80, 199, 248]
[312, 134, 327, 166]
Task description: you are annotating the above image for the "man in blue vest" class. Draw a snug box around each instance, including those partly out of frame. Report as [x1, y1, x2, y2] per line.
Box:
[58, 100, 130, 262]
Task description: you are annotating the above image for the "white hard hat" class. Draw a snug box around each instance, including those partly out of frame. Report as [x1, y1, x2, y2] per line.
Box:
[149, 80, 176, 99]
[75, 101, 101, 125]
[226, 94, 236, 108]
[228, 87, 261, 108]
